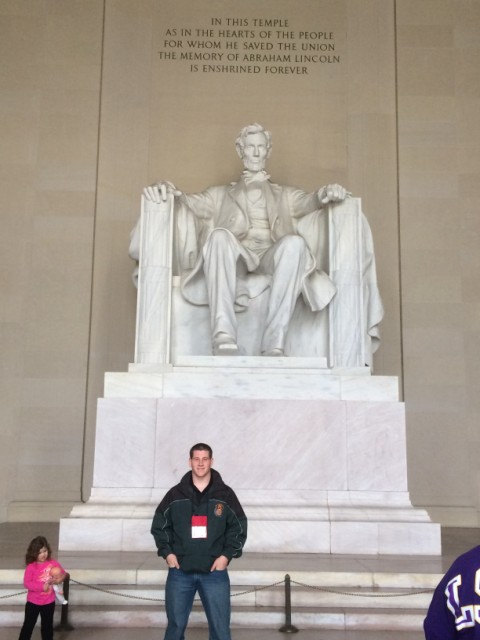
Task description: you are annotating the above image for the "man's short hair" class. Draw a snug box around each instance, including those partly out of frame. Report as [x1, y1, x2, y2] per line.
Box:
[189, 443, 213, 459]
[236, 123, 272, 151]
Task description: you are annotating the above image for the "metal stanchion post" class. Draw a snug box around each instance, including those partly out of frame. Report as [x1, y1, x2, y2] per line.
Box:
[54, 573, 74, 631]
[279, 574, 298, 633]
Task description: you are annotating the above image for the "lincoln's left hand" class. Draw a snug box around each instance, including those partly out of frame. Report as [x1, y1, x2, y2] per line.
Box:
[318, 184, 350, 205]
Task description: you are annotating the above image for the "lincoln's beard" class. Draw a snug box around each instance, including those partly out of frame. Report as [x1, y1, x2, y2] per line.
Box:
[243, 159, 267, 172]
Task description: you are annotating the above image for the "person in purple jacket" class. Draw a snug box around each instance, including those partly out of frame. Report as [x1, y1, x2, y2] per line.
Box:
[424, 545, 480, 639]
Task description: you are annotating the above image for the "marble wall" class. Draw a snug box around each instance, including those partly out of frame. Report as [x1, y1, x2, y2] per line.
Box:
[85, 0, 401, 497]
[396, 0, 480, 524]
[1, 0, 479, 529]
[0, 0, 104, 521]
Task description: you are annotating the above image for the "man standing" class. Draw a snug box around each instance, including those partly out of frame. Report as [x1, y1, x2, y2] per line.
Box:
[151, 443, 247, 640]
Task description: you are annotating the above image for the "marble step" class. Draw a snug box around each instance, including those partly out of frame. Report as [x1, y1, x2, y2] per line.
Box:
[106, 364, 398, 401]
[0, 540, 441, 632]
[0, 581, 433, 609]
[0, 603, 427, 632]
[0, 574, 434, 632]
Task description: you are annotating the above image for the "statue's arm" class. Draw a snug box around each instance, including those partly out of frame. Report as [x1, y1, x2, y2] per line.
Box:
[182, 187, 220, 222]
[287, 183, 350, 220]
[142, 180, 223, 225]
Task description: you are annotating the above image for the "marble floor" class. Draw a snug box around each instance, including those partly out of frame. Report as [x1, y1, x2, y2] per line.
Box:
[1, 522, 479, 640]
[0, 627, 426, 639]
[0, 628, 426, 639]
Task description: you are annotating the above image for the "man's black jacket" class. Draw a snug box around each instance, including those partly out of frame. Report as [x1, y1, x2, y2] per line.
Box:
[151, 469, 247, 573]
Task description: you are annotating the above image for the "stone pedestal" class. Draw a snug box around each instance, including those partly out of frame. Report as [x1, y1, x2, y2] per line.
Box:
[59, 359, 441, 555]
[61, 193, 439, 556]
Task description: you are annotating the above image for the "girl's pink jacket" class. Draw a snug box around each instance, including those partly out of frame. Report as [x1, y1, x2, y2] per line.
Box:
[23, 559, 65, 605]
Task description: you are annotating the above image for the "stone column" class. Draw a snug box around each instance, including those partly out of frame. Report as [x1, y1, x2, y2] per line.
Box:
[134, 194, 174, 365]
[328, 197, 365, 367]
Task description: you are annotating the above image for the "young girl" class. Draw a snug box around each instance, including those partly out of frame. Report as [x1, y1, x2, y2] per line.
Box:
[18, 536, 67, 640]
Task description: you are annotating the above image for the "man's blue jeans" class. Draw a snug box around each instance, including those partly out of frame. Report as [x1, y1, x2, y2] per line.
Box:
[164, 567, 231, 640]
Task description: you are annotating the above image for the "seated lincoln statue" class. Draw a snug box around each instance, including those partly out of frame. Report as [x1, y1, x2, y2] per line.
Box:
[130, 123, 383, 362]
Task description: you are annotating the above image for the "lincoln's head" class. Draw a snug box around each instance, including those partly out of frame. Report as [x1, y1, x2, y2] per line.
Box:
[235, 123, 272, 172]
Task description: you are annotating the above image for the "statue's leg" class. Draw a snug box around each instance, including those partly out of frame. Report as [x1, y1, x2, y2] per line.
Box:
[202, 228, 242, 353]
[258, 235, 307, 355]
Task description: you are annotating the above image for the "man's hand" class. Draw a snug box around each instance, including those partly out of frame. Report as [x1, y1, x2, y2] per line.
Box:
[143, 181, 182, 203]
[166, 553, 180, 569]
[210, 555, 229, 572]
[318, 184, 350, 205]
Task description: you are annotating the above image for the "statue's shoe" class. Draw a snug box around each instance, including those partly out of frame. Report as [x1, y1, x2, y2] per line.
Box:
[213, 333, 240, 356]
[262, 348, 284, 357]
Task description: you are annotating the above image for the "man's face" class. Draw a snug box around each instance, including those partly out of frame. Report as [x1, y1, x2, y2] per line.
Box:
[240, 132, 270, 172]
[189, 449, 213, 480]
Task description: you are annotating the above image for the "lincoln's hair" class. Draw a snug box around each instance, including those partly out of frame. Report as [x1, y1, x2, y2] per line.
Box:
[189, 443, 213, 459]
[235, 123, 272, 151]
[25, 536, 52, 565]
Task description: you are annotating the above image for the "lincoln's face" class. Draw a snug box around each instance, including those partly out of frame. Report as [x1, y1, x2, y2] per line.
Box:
[239, 132, 271, 172]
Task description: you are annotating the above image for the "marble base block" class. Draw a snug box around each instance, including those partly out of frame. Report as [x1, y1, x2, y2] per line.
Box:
[60, 368, 441, 555]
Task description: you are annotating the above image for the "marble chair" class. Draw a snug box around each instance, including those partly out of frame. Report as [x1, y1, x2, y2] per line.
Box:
[130, 195, 383, 368]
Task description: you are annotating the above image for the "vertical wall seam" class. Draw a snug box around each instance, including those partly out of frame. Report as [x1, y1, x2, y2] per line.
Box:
[80, 0, 107, 503]
[392, 0, 405, 401]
